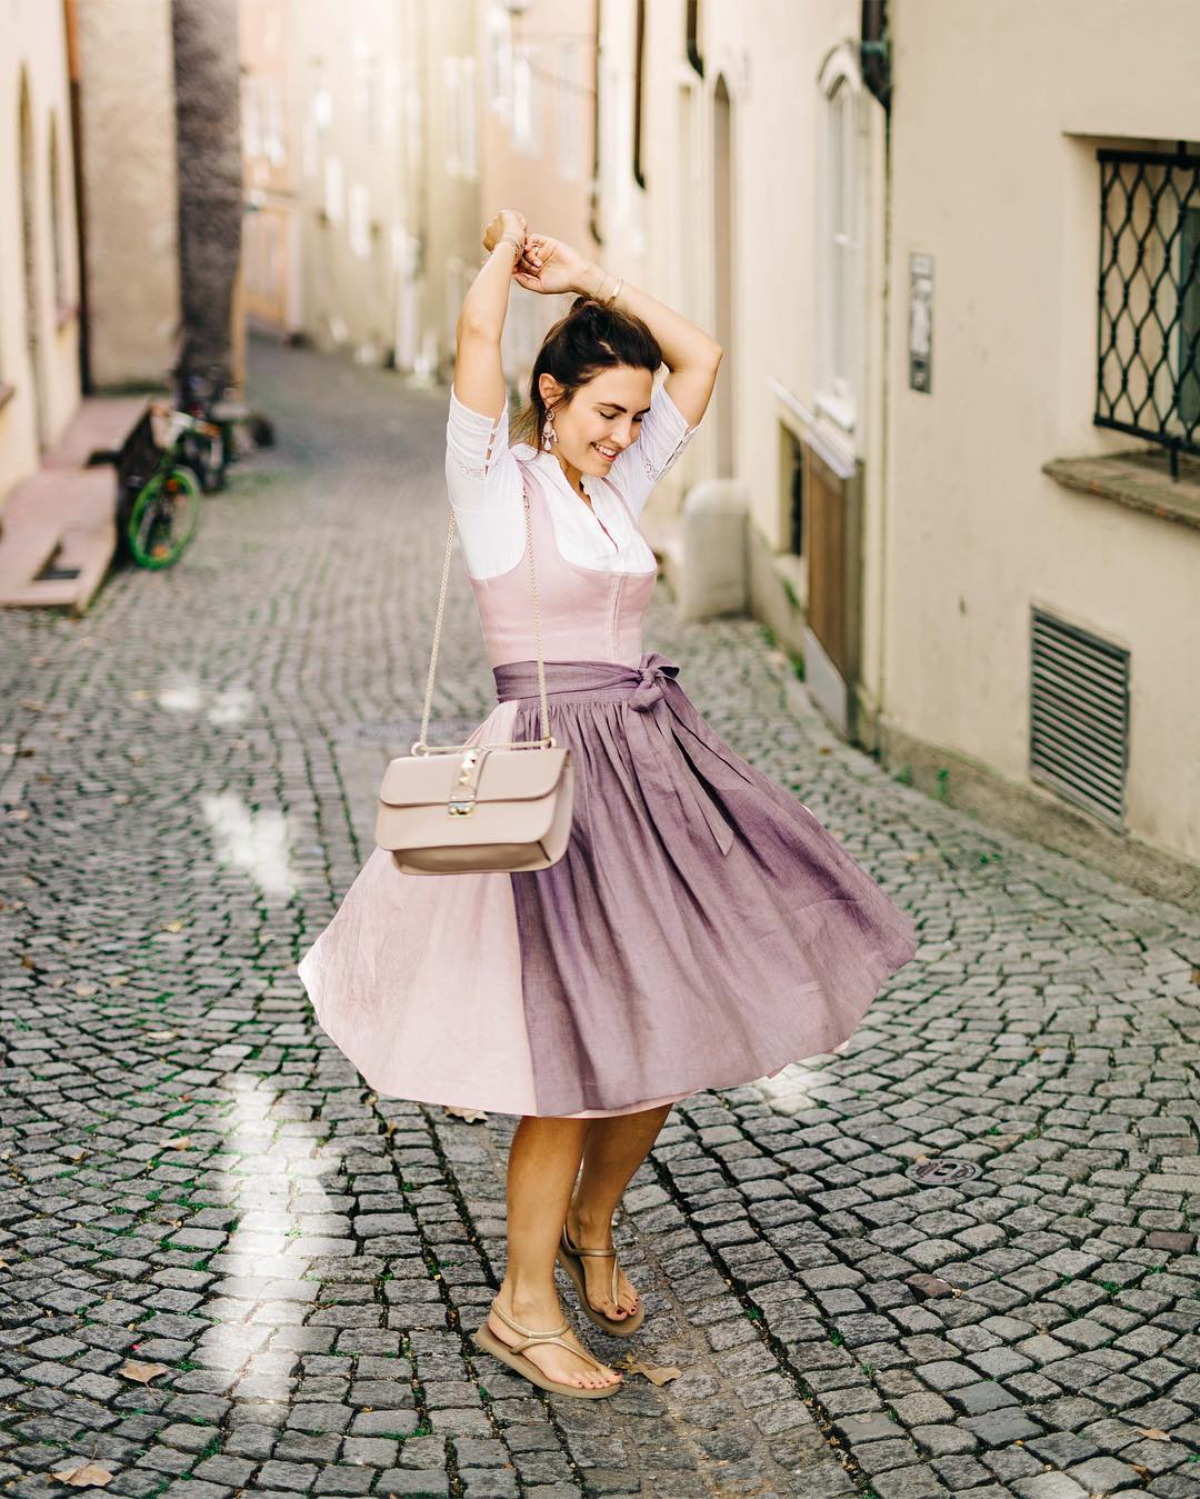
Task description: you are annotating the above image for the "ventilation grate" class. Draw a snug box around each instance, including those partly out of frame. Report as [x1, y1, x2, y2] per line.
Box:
[1030, 608, 1130, 829]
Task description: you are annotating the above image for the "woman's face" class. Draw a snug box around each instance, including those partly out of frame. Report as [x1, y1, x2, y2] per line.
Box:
[541, 366, 655, 477]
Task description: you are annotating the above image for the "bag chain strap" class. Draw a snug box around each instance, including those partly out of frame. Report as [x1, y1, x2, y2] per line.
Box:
[413, 475, 552, 755]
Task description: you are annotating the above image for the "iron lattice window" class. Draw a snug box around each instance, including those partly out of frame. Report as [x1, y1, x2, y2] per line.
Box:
[1096, 145, 1200, 476]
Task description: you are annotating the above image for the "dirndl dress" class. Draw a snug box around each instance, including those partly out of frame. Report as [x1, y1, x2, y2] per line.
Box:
[296, 415, 919, 1119]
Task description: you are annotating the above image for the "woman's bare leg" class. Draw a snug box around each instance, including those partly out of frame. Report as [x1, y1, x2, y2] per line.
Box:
[487, 1115, 622, 1390]
[566, 1102, 675, 1320]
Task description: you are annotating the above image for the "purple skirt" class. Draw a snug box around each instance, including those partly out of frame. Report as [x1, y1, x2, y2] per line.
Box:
[494, 652, 918, 1116]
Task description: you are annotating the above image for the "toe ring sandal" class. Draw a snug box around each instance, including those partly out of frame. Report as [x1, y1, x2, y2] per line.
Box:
[557, 1223, 646, 1337]
[472, 1297, 622, 1400]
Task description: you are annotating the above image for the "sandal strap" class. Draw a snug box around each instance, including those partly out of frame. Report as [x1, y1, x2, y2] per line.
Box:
[527, 1333, 609, 1372]
[489, 1297, 568, 1342]
[487, 1299, 612, 1375]
[562, 1224, 616, 1257]
[561, 1227, 621, 1306]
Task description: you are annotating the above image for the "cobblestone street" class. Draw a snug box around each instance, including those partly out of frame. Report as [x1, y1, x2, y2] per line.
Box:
[1, 337, 1199, 1499]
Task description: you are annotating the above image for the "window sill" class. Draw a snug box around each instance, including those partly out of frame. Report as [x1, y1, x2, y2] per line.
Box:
[814, 386, 856, 435]
[1043, 448, 1200, 534]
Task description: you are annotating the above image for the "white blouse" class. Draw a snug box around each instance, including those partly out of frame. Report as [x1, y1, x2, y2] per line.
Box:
[444, 377, 700, 580]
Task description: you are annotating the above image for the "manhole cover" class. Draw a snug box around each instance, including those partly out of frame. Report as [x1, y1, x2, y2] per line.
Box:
[905, 1159, 983, 1186]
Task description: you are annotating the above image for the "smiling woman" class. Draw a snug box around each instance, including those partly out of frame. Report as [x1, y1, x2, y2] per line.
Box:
[296, 207, 918, 1401]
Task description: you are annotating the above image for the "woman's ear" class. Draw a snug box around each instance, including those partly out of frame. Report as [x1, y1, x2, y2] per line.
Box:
[537, 375, 562, 407]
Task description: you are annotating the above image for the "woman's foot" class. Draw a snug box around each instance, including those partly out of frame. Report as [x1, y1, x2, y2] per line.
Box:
[564, 1198, 641, 1322]
[486, 1287, 622, 1392]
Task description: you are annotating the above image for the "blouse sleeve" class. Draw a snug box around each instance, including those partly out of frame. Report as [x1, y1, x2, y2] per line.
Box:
[606, 378, 701, 519]
[443, 385, 525, 578]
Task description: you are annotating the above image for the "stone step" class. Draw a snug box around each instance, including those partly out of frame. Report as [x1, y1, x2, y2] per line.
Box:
[0, 467, 116, 614]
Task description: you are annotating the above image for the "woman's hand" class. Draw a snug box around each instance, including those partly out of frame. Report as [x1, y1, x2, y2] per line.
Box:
[510, 234, 592, 297]
[482, 208, 530, 260]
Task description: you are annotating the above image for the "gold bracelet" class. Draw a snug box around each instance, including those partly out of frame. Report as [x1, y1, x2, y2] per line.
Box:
[497, 233, 523, 255]
[605, 276, 624, 306]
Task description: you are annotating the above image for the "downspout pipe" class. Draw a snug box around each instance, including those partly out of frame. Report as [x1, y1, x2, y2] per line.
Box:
[861, 0, 891, 112]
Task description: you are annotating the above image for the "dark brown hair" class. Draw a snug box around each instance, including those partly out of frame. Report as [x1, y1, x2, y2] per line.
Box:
[509, 296, 663, 449]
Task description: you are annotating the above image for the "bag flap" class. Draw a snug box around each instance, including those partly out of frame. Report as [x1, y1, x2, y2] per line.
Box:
[379, 746, 569, 808]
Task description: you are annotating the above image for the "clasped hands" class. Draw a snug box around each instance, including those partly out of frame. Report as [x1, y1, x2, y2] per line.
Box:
[482, 209, 602, 299]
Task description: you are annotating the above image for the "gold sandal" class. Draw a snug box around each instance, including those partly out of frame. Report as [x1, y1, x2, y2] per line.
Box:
[557, 1223, 646, 1337]
[472, 1297, 623, 1399]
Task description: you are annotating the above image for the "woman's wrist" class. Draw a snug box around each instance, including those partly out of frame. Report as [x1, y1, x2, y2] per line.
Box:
[575, 260, 612, 300]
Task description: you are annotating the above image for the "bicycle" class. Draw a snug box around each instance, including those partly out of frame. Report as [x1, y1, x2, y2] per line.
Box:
[90, 402, 209, 569]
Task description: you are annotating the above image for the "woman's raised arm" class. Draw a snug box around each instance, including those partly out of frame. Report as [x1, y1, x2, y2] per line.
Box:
[453, 210, 530, 421]
[511, 234, 722, 428]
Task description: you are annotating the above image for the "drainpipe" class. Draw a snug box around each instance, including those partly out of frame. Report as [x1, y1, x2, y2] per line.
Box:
[861, 0, 891, 112]
[861, 0, 893, 755]
[588, 0, 603, 248]
[63, 0, 92, 393]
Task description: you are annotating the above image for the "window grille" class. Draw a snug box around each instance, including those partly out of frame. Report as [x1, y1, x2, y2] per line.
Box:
[1096, 145, 1200, 477]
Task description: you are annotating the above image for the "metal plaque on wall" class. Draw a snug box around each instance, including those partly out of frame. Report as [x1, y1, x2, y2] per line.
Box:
[909, 252, 934, 393]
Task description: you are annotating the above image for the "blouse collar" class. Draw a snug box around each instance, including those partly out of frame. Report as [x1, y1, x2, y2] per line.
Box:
[514, 443, 601, 499]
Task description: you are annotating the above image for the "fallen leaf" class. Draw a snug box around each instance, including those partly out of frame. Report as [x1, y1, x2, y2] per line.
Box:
[165, 1137, 192, 1150]
[8, 809, 31, 821]
[162, 920, 184, 933]
[67, 1150, 86, 1163]
[146, 1030, 177, 1040]
[444, 1105, 487, 1123]
[19, 699, 48, 712]
[51, 1461, 114, 1487]
[20, 954, 35, 969]
[629, 1360, 681, 1385]
[73, 983, 97, 997]
[119, 1359, 168, 1384]
[108, 976, 129, 988]
[1137, 1429, 1171, 1440]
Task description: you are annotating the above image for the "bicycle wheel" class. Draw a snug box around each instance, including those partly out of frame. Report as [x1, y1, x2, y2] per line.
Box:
[127, 464, 202, 569]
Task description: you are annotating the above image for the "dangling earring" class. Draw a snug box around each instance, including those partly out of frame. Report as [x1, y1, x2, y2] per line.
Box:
[541, 406, 557, 451]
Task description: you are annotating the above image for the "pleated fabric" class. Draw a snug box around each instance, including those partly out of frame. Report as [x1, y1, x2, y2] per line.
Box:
[497, 653, 919, 1115]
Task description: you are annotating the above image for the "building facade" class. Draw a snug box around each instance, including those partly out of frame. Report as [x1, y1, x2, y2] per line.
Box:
[595, 0, 1198, 891]
[243, 0, 486, 384]
[475, 0, 601, 400]
[881, 0, 1200, 889]
[0, 0, 84, 499]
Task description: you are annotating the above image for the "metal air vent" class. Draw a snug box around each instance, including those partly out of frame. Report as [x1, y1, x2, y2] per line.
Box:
[1029, 608, 1130, 829]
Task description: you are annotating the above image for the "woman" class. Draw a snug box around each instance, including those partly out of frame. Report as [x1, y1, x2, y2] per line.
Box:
[297, 208, 918, 1401]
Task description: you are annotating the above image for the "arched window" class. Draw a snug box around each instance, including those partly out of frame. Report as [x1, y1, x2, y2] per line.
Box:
[817, 47, 867, 434]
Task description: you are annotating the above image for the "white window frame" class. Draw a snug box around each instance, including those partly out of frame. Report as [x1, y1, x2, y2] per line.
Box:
[444, 56, 479, 181]
[511, 44, 535, 152]
[816, 45, 867, 435]
[460, 56, 478, 180]
[486, 5, 512, 122]
[557, 38, 581, 181]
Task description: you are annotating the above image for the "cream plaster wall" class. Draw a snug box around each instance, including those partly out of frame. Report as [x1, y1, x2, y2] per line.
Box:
[73, 0, 179, 389]
[0, 0, 83, 503]
[885, 0, 1200, 859]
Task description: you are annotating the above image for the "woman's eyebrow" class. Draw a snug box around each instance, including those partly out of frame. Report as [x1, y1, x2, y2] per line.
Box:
[597, 402, 651, 415]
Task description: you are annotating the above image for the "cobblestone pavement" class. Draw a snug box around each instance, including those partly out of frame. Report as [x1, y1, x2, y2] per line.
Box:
[2, 338, 1199, 1499]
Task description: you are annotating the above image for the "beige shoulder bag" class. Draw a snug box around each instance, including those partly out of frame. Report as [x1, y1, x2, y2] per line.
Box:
[375, 470, 575, 875]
